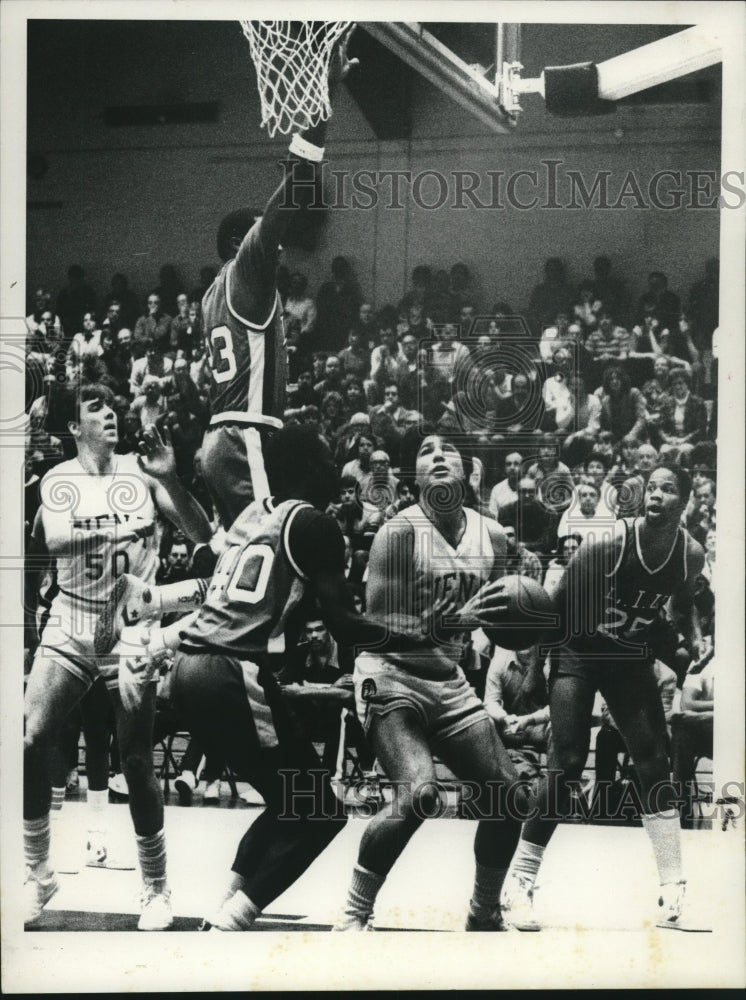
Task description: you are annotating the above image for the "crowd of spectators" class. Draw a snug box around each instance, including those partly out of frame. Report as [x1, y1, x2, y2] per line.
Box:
[24, 252, 720, 811]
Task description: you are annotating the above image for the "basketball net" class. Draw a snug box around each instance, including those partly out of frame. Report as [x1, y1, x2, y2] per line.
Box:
[240, 21, 352, 137]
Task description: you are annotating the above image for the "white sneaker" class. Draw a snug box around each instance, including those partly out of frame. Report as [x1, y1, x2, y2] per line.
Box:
[24, 866, 59, 926]
[239, 786, 266, 806]
[656, 880, 709, 932]
[85, 832, 135, 870]
[138, 884, 173, 931]
[500, 873, 541, 931]
[203, 780, 221, 803]
[108, 773, 129, 798]
[203, 891, 260, 931]
[174, 770, 196, 806]
[332, 912, 375, 931]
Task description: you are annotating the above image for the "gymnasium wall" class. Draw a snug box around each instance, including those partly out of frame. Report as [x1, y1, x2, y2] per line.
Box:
[25, 20, 721, 315]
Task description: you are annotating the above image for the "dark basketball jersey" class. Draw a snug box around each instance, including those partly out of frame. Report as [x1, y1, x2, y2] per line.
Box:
[203, 227, 287, 428]
[565, 516, 689, 658]
[180, 497, 311, 660]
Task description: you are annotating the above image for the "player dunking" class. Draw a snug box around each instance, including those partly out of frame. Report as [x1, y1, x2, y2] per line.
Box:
[335, 432, 526, 932]
[23, 383, 211, 929]
[199, 28, 357, 529]
[124, 424, 455, 931]
[501, 463, 705, 932]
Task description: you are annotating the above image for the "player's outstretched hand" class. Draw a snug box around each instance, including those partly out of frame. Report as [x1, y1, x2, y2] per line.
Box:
[137, 422, 177, 481]
[329, 25, 359, 91]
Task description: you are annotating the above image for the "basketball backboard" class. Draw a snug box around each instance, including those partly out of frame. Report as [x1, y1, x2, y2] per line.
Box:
[360, 22, 521, 133]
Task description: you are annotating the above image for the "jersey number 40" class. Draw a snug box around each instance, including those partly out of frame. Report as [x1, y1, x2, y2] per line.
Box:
[213, 543, 274, 604]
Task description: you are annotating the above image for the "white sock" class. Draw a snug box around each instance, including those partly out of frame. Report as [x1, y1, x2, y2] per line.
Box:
[50, 786, 65, 829]
[136, 829, 168, 890]
[215, 890, 261, 930]
[87, 788, 108, 834]
[508, 840, 545, 887]
[24, 815, 52, 876]
[642, 809, 683, 885]
[343, 864, 385, 921]
[470, 863, 508, 919]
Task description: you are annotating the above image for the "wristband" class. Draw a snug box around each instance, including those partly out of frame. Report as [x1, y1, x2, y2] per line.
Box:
[289, 134, 325, 162]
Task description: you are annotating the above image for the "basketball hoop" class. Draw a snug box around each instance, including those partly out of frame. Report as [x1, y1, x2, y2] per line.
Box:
[240, 20, 352, 137]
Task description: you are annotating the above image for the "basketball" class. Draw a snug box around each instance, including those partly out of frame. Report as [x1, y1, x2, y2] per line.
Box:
[484, 575, 556, 651]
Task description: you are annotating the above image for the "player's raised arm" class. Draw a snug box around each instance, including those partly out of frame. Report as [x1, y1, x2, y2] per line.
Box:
[231, 28, 358, 308]
[137, 423, 212, 544]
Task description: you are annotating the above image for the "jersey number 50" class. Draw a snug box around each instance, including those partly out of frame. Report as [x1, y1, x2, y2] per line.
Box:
[84, 549, 130, 581]
[210, 326, 237, 384]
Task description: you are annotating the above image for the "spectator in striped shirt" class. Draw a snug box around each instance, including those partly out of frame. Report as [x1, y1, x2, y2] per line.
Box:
[585, 308, 631, 367]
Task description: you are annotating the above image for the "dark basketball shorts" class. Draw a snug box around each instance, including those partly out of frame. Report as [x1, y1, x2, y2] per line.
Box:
[200, 422, 277, 530]
[549, 645, 655, 688]
[172, 648, 281, 750]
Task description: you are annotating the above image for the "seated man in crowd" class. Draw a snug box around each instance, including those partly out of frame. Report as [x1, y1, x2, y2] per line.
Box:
[394, 332, 421, 410]
[373, 383, 408, 430]
[130, 374, 168, 429]
[499, 477, 559, 557]
[338, 326, 370, 380]
[133, 292, 172, 359]
[483, 644, 551, 781]
[130, 339, 174, 398]
[359, 450, 399, 532]
[618, 443, 659, 517]
[279, 617, 375, 783]
[525, 434, 574, 517]
[556, 479, 616, 547]
[502, 523, 544, 583]
[488, 451, 523, 522]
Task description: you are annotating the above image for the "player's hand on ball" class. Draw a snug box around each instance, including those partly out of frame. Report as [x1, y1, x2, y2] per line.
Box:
[458, 579, 510, 627]
[137, 423, 177, 481]
[428, 594, 460, 632]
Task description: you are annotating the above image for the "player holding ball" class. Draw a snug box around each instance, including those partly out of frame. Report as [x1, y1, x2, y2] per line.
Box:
[335, 430, 550, 932]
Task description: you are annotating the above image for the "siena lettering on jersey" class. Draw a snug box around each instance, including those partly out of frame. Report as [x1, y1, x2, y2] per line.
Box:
[431, 570, 480, 605]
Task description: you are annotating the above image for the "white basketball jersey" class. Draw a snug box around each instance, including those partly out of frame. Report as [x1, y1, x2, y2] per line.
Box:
[35, 454, 160, 610]
[382, 503, 497, 675]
